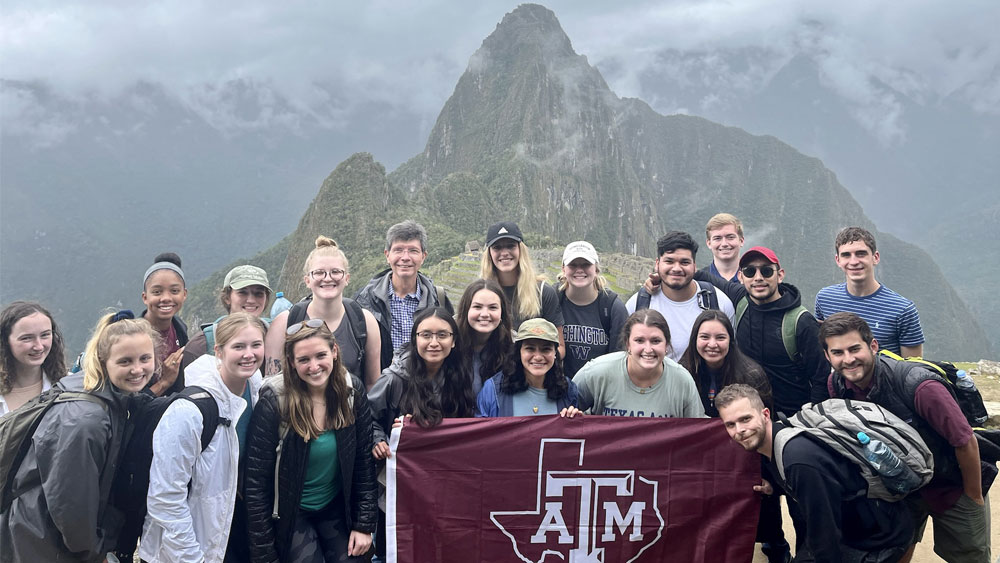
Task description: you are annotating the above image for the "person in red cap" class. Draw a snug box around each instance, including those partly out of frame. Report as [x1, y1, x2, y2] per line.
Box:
[695, 244, 830, 563]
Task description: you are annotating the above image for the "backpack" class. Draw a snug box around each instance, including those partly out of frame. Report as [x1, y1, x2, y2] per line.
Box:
[877, 350, 989, 427]
[773, 398, 934, 501]
[288, 296, 367, 371]
[735, 297, 808, 366]
[110, 386, 230, 555]
[558, 288, 618, 337]
[635, 280, 719, 312]
[0, 388, 109, 513]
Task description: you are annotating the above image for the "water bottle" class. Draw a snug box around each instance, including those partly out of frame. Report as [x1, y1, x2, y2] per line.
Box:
[270, 292, 294, 318]
[857, 432, 923, 495]
[955, 370, 977, 391]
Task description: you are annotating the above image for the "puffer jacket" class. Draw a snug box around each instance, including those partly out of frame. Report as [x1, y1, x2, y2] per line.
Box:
[139, 354, 262, 563]
[244, 375, 378, 563]
[367, 352, 412, 446]
[0, 375, 129, 563]
[353, 269, 452, 369]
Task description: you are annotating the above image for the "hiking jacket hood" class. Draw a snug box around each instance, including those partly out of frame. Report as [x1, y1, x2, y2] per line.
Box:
[139, 354, 262, 563]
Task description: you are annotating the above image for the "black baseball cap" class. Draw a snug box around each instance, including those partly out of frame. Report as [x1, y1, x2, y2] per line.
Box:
[486, 221, 524, 247]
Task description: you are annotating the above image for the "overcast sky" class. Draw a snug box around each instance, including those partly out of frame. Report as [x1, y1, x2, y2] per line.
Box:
[3, 0, 998, 152]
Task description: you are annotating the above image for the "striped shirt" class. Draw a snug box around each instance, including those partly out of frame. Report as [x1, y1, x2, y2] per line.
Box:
[814, 283, 924, 354]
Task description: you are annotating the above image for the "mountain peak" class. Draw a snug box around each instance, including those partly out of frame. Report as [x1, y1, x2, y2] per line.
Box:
[484, 4, 573, 58]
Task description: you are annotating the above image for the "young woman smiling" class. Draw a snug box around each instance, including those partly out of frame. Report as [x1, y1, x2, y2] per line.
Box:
[141, 252, 189, 396]
[555, 241, 628, 379]
[245, 319, 376, 562]
[455, 279, 515, 395]
[0, 301, 67, 415]
[479, 221, 565, 356]
[266, 237, 381, 390]
[0, 311, 157, 561]
[141, 313, 266, 563]
[476, 318, 578, 417]
[679, 310, 771, 418]
[569, 309, 705, 419]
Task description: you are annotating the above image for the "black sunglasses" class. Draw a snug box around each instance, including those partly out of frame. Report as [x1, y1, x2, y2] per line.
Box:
[741, 265, 776, 279]
[286, 318, 327, 335]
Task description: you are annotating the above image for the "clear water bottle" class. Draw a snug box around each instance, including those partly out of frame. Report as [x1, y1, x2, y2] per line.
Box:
[955, 370, 977, 392]
[270, 292, 294, 318]
[857, 431, 923, 495]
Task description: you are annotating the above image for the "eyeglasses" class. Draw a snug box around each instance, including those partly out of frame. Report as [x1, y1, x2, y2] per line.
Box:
[416, 330, 454, 342]
[287, 318, 327, 335]
[309, 268, 346, 281]
[741, 265, 776, 279]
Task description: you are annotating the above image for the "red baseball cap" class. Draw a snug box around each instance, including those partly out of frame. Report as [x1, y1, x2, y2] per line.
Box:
[739, 246, 780, 267]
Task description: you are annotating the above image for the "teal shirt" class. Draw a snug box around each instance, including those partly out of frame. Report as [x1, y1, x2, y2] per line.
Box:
[300, 430, 342, 511]
[235, 384, 253, 462]
[512, 386, 559, 416]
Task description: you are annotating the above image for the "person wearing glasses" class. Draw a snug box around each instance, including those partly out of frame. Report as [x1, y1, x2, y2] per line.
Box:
[694, 246, 829, 563]
[245, 318, 377, 562]
[265, 236, 381, 390]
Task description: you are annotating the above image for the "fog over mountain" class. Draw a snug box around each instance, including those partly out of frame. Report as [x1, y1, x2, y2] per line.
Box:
[2, 1, 998, 355]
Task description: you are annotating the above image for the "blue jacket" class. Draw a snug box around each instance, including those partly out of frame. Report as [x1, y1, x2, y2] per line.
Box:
[476, 372, 579, 417]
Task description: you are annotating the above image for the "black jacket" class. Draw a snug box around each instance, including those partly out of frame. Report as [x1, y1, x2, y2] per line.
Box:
[696, 271, 829, 414]
[353, 269, 452, 369]
[244, 376, 378, 563]
[829, 355, 963, 488]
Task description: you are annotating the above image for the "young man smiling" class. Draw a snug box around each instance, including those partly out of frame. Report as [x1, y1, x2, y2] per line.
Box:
[716, 384, 912, 563]
[626, 231, 734, 361]
[821, 312, 988, 563]
[815, 227, 924, 357]
[354, 220, 452, 369]
[700, 213, 745, 282]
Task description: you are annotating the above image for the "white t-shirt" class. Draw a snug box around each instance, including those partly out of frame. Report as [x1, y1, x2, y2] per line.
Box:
[625, 285, 735, 361]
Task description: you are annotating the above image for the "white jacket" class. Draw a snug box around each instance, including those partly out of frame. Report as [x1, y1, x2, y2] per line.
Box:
[139, 354, 262, 563]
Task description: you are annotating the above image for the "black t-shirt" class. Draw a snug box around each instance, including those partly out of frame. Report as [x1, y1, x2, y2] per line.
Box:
[502, 282, 563, 331]
[560, 292, 628, 378]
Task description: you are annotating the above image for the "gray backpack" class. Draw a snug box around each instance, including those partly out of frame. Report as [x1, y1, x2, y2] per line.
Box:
[773, 398, 934, 501]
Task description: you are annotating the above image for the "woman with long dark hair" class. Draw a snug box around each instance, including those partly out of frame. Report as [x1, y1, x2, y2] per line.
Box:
[476, 318, 578, 417]
[0, 301, 67, 415]
[455, 279, 515, 395]
[679, 310, 771, 417]
[245, 319, 376, 562]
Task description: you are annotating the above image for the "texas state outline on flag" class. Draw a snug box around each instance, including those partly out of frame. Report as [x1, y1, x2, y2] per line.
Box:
[489, 438, 664, 563]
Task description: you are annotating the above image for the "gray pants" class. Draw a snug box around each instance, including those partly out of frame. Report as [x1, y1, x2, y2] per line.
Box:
[288, 500, 371, 563]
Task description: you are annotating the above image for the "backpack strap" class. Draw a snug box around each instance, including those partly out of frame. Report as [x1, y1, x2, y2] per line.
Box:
[781, 306, 809, 366]
[695, 280, 720, 311]
[287, 301, 309, 326]
[178, 386, 229, 451]
[635, 288, 652, 311]
[342, 297, 368, 370]
[734, 297, 749, 329]
[597, 290, 617, 336]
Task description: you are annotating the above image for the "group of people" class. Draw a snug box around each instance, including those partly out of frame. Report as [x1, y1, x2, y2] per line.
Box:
[0, 214, 988, 563]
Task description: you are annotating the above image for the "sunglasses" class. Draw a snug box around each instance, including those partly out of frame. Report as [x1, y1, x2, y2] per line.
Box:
[741, 265, 776, 279]
[286, 318, 327, 335]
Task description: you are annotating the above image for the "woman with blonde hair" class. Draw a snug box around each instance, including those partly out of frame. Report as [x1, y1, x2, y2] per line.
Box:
[555, 241, 628, 378]
[246, 319, 377, 562]
[479, 221, 564, 354]
[141, 312, 266, 563]
[265, 236, 381, 389]
[0, 300, 67, 415]
[1, 310, 158, 561]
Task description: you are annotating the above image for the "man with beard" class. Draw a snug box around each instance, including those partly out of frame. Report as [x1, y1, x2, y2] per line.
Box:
[626, 231, 735, 361]
[717, 384, 912, 563]
[821, 312, 988, 563]
[701, 213, 745, 283]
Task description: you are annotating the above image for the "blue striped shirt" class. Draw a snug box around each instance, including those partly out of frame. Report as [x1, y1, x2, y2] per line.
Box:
[389, 281, 422, 351]
[814, 283, 924, 354]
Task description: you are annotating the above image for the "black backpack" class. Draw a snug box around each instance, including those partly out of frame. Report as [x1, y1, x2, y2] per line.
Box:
[110, 386, 230, 557]
[634, 280, 719, 312]
[878, 350, 989, 427]
[0, 388, 110, 513]
[557, 288, 619, 337]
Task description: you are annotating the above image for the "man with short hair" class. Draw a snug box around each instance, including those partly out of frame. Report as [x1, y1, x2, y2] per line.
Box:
[701, 213, 745, 282]
[626, 231, 734, 361]
[717, 384, 912, 563]
[815, 226, 924, 357]
[820, 312, 988, 563]
[354, 220, 453, 370]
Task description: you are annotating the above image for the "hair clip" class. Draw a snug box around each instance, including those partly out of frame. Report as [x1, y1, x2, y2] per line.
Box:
[111, 310, 135, 323]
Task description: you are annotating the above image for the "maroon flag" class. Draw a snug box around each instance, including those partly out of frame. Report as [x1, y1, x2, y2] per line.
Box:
[387, 416, 760, 563]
